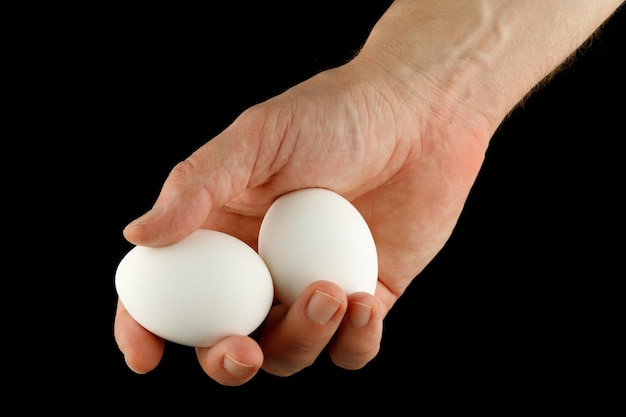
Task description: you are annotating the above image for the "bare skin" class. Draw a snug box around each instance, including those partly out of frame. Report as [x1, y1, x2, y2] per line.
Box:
[114, 0, 623, 386]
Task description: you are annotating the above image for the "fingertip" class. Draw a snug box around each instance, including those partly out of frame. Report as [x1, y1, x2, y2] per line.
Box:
[122, 205, 166, 245]
[327, 293, 383, 370]
[114, 300, 165, 374]
[124, 355, 149, 375]
[346, 291, 380, 329]
[223, 354, 256, 376]
[300, 280, 348, 310]
[121, 203, 199, 247]
[125, 205, 164, 230]
[295, 280, 348, 326]
[347, 300, 374, 329]
[196, 336, 263, 386]
[116, 329, 165, 375]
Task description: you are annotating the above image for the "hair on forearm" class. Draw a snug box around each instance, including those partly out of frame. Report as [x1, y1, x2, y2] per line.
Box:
[512, 6, 621, 115]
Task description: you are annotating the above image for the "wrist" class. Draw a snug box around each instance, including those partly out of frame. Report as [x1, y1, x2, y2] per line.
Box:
[354, 2, 510, 146]
[355, 0, 623, 145]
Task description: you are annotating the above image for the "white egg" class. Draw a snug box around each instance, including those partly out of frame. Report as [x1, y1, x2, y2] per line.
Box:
[115, 229, 274, 347]
[258, 188, 378, 306]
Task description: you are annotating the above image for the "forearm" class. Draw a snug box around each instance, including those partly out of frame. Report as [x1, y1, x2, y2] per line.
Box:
[356, 0, 623, 136]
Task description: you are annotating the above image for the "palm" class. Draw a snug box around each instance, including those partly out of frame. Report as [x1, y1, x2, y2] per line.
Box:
[198, 64, 488, 317]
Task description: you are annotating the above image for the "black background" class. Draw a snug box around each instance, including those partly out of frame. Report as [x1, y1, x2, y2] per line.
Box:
[103, 3, 624, 409]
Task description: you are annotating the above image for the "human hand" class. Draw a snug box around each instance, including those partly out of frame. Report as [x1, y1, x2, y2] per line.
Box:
[113, 54, 491, 386]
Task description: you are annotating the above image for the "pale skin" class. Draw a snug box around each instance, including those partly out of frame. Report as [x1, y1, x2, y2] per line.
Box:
[114, 0, 623, 386]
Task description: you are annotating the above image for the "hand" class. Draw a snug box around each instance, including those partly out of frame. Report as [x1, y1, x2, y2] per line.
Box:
[113, 55, 491, 386]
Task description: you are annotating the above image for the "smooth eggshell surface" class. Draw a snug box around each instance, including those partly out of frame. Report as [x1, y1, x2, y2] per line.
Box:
[258, 188, 378, 306]
[115, 229, 274, 347]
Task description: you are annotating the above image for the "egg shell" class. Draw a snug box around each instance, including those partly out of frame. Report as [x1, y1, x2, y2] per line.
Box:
[258, 188, 378, 306]
[115, 229, 274, 347]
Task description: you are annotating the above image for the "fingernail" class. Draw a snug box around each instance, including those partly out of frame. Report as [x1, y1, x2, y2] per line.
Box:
[307, 290, 342, 324]
[126, 205, 163, 228]
[223, 354, 254, 376]
[348, 301, 373, 329]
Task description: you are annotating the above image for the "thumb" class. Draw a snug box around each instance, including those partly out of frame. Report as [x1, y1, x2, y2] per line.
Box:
[123, 128, 262, 247]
